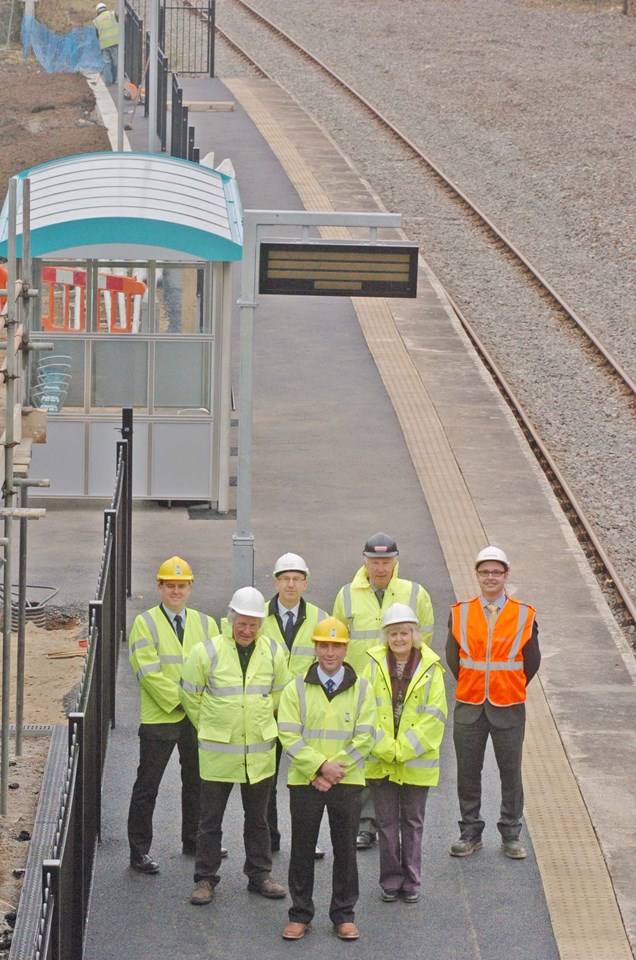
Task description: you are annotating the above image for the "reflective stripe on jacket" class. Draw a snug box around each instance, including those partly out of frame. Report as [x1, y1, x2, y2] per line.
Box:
[451, 596, 536, 706]
[93, 10, 118, 48]
[179, 623, 291, 783]
[128, 605, 218, 725]
[363, 644, 447, 786]
[277, 665, 377, 786]
[262, 599, 327, 677]
[332, 562, 434, 674]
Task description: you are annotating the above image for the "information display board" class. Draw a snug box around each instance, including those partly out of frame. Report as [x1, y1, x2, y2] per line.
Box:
[258, 240, 418, 298]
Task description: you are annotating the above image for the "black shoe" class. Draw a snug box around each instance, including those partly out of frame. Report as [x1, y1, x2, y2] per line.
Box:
[314, 845, 325, 860]
[356, 831, 375, 850]
[130, 854, 159, 874]
[270, 840, 281, 852]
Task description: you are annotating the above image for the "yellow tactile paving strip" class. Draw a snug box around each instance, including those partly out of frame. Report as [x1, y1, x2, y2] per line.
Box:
[224, 76, 633, 960]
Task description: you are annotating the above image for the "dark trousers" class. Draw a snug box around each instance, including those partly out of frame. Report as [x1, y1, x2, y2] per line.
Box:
[127, 717, 200, 859]
[267, 739, 283, 847]
[369, 778, 429, 895]
[453, 712, 525, 840]
[288, 783, 363, 926]
[195, 776, 273, 885]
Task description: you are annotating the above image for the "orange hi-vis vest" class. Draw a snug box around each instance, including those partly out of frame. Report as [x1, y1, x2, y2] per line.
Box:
[451, 596, 536, 707]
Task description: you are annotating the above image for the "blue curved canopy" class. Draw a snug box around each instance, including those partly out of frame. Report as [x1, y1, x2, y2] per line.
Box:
[0, 151, 243, 262]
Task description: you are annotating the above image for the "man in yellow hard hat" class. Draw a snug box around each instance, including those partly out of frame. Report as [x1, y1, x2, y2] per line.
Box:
[127, 556, 218, 874]
[277, 617, 377, 942]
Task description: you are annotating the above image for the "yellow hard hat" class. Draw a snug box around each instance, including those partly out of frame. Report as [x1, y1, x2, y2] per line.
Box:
[156, 556, 194, 581]
[312, 616, 349, 645]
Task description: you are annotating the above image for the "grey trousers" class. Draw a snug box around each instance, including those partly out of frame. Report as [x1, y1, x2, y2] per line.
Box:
[369, 778, 429, 895]
[453, 712, 525, 840]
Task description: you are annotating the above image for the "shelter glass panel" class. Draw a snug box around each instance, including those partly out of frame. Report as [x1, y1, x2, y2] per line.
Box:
[154, 340, 210, 412]
[91, 340, 148, 409]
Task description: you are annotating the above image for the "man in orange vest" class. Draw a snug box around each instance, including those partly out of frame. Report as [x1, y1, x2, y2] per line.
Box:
[446, 546, 540, 860]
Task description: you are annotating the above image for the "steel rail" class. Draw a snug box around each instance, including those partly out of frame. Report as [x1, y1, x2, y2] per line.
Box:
[216, 0, 636, 401]
[446, 292, 636, 632]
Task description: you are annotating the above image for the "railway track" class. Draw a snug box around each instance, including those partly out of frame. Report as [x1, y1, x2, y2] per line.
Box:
[202, 0, 636, 634]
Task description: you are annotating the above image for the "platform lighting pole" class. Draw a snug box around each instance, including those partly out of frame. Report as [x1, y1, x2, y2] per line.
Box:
[147, 0, 160, 153]
[117, 0, 125, 151]
[232, 209, 402, 591]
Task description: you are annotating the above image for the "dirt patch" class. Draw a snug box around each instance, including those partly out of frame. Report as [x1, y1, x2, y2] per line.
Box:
[0, 618, 87, 955]
[0, 57, 111, 203]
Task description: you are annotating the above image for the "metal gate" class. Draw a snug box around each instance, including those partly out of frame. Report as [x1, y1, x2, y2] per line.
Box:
[160, 0, 215, 76]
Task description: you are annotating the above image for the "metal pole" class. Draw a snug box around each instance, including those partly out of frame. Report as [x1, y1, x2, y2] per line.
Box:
[117, 0, 125, 151]
[14, 479, 49, 756]
[1, 181, 17, 815]
[147, 0, 159, 153]
[232, 215, 257, 590]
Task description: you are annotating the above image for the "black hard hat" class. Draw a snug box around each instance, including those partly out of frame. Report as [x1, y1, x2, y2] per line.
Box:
[363, 532, 398, 558]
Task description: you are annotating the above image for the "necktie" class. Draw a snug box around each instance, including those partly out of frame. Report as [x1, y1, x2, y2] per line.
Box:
[325, 678, 335, 695]
[486, 603, 498, 633]
[284, 610, 295, 647]
[174, 613, 184, 643]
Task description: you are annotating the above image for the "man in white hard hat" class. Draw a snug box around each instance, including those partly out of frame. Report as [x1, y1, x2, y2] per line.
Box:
[446, 546, 541, 860]
[262, 552, 328, 856]
[333, 532, 434, 849]
[180, 587, 290, 906]
[127, 557, 218, 874]
[93, 2, 119, 85]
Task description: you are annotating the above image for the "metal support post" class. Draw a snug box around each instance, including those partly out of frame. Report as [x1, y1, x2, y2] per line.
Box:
[232, 210, 402, 591]
[14, 479, 49, 755]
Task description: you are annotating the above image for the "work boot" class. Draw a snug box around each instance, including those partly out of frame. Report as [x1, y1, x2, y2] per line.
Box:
[450, 836, 483, 857]
[190, 879, 214, 905]
[247, 876, 287, 898]
[501, 839, 527, 859]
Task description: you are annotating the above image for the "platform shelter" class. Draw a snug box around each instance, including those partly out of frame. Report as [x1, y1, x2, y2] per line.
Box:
[0, 151, 242, 505]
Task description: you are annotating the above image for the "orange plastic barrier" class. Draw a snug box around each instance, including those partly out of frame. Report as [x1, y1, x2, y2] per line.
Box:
[0, 265, 7, 315]
[40, 267, 147, 334]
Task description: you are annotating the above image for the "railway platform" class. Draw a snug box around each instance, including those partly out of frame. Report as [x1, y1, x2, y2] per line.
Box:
[25, 73, 635, 959]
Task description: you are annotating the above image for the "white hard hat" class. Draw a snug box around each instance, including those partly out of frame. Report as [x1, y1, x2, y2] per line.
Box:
[273, 552, 309, 576]
[95, 3, 107, 11]
[475, 546, 510, 570]
[381, 603, 418, 629]
[229, 586, 266, 617]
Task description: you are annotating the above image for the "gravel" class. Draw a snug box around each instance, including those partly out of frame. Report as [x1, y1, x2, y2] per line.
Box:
[214, 0, 636, 605]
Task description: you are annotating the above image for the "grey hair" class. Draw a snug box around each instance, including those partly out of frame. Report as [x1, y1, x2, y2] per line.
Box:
[227, 608, 264, 627]
[382, 623, 422, 649]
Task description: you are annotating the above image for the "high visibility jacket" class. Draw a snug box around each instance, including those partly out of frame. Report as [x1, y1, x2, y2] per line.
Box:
[262, 597, 327, 677]
[93, 10, 118, 49]
[333, 562, 434, 674]
[363, 645, 447, 786]
[179, 623, 290, 783]
[451, 596, 536, 707]
[278, 663, 377, 786]
[128, 605, 218, 725]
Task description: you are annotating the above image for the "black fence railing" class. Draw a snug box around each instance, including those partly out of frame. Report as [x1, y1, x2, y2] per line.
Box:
[124, 1, 144, 89]
[17, 408, 134, 960]
[159, 0, 215, 75]
[170, 73, 200, 162]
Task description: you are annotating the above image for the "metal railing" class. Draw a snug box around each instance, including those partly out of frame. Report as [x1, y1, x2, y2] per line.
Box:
[160, 0, 215, 75]
[124, 1, 144, 89]
[10, 408, 134, 960]
[170, 73, 200, 161]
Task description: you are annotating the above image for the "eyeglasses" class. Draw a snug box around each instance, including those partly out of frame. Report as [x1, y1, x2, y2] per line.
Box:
[477, 569, 506, 578]
[277, 576, 306, 585]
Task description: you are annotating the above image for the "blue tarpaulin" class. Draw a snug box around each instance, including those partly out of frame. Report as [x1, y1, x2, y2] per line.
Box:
[22, 14, 104, 74]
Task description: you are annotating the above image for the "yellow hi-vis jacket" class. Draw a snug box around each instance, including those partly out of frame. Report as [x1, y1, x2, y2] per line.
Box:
[93, 9, 118, 48]
[363, 644, 447, 786]
[262, 596, 327, 677]
[278, 662, 377, 786]
[128, 605, 218, 725]
[179, 623, 290, 783]
[332, 562, 434, 674]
